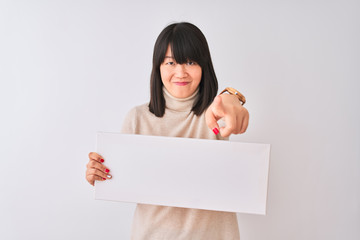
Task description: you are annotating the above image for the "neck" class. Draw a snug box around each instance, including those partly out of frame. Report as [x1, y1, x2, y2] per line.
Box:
[163, 87, 199, 112]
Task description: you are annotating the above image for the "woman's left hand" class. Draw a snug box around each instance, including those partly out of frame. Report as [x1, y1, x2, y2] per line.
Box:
[205, 94, 249, 137]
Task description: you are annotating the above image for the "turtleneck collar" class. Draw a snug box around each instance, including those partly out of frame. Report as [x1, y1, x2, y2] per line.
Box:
[163, 86, 199, 112]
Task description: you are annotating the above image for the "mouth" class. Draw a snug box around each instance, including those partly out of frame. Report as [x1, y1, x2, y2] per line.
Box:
[174, 82, 190, 86]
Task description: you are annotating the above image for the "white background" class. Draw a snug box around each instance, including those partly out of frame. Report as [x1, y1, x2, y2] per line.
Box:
[0, 0, 359, 239]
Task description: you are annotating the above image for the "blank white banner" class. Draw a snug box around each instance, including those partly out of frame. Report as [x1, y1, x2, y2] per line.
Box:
[95, 132, 270, 215]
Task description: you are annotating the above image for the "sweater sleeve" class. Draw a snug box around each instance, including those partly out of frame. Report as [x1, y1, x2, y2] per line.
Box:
[120, 107, 138, 134]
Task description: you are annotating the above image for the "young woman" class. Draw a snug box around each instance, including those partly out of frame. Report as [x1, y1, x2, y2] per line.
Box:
[86, 22, 249, 240]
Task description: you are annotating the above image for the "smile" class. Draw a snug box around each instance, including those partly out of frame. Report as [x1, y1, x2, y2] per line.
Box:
[174, 82, 190, 86]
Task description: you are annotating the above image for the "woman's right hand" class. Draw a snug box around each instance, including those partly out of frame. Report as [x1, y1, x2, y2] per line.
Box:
[86, 152, 112, 186]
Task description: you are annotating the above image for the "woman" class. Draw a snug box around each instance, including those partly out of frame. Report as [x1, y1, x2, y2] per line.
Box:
[86, 22, 249, 240]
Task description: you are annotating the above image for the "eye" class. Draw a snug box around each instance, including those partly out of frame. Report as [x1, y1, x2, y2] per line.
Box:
[166, 61, 175, 66]
[187, 61, 197, 66]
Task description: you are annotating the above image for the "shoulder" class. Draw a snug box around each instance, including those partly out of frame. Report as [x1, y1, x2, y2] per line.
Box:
[121, 103, 150, 134]
[124, 103, 150, 119]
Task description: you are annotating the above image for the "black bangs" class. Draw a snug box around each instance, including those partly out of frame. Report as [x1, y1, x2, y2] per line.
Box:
[170, 24, 208, 67]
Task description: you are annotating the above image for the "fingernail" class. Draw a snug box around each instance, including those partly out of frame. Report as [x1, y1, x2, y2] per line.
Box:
[102, 178, 106, 180]
[105, 169, 109, 173]
[100, 159, 104, 163]
[212, 128, 219, 135]
[107, 175, 112, 179]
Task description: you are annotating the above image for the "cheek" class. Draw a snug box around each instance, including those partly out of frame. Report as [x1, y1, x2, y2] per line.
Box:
[197, 72, 202, 82]
[159, 68, 166, 84]
[194, 67, 202, 83]
[160, 67, 171, 83]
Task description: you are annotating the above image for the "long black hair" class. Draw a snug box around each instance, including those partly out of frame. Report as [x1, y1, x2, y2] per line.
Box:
[149, 22, 218, 117]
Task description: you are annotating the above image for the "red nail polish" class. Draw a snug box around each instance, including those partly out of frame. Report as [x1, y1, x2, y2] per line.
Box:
[212, 128, 219, 135]
[103, 178, 106, 180]
[105, 169, 109, 173]
[100, 159, 104, 163]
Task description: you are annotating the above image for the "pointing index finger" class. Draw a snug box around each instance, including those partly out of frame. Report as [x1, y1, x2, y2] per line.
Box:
[205, 108, 220, 135]
[211, 95, 226, 117]
[206, 95, 227, 135]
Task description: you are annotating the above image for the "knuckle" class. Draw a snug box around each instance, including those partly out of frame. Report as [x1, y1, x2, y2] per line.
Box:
[236, 126, 242, 133]
[94, 169, 101, 176]
[227, 124, 235, 131]
[89, 152, 100, 161]
[240, 107, 248, 115]
[89, 161, 96, 167]
[221, 131, 230, 138]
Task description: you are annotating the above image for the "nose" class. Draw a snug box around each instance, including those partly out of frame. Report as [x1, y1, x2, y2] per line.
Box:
[174, 64, 187, 78]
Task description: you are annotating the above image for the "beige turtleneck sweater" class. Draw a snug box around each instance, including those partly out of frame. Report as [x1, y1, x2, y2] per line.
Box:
[121, 88, 240, 240]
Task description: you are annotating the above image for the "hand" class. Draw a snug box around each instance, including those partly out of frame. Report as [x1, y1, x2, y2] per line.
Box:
[205, 94, 249, 137]
[86, 152, 112, 186]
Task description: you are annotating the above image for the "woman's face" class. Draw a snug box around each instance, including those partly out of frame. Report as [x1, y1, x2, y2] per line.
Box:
[160, 46, 202, 98]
